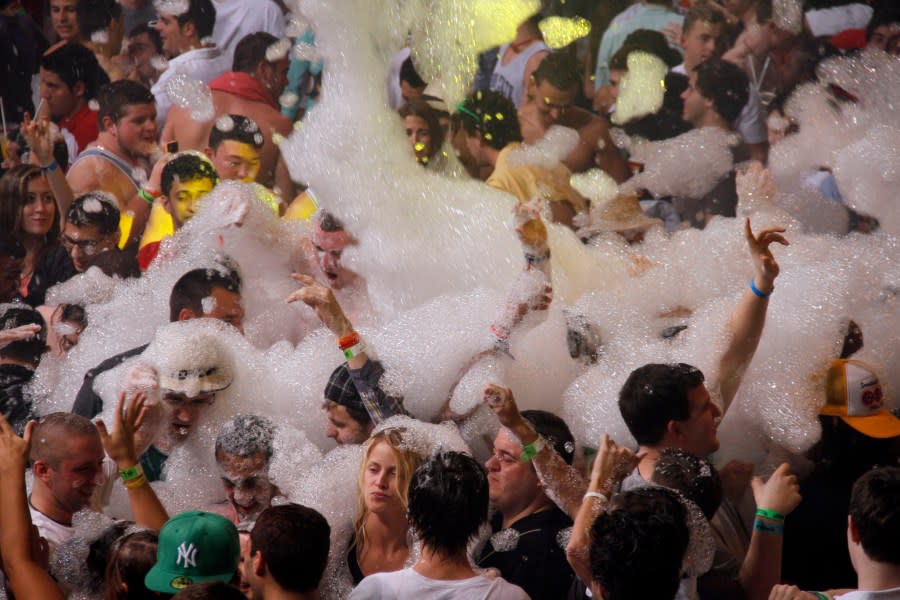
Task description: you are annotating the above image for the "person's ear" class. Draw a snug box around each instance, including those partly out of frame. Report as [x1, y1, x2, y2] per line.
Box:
[252, 550, 265, 577]
[72, 81, 87, 100]
[526, 74, 537, 98]
[102, 115, 117, 135]
[32, 459, 52, 482]
[181, 20, 197, 41]
[177, 308, 198, 321]
[203, 146, 214, 161]
[666, 419, 684, 441]
[848, 514, 861, 544]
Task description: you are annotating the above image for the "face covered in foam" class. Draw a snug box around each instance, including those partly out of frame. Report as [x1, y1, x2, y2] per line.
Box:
[216, 449, 275, 522]
[161, 389, 216, 444]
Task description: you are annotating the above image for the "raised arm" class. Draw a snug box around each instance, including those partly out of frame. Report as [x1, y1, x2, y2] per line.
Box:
[566, 434, 640, 587]
[484, 384, 587, 519]
[715, 217, 788, 412]
[739, 463, 802, 600]
[0, 416, 66, 600]
[95, 391, 169, 531]
[21, 113, 75, 216]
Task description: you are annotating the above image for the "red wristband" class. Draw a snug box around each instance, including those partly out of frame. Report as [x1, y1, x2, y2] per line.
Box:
[338, 331, 360, 350]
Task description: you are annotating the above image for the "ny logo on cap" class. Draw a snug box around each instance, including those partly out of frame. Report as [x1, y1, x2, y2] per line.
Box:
[176, 542, 198, 568]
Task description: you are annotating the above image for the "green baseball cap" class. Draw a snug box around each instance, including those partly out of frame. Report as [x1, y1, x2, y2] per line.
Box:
[144, 511, 240, 594]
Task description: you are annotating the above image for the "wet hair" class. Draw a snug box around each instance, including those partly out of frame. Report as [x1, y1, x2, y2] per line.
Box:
[521, 409, 576, 465]
[161, 153, 220, 197]
[232, 31, 279, 73]
[129, 23, 163, 54]
[60, 303, 88, 331]
[88, 249, 141, 279]
[0, 304, 46, 365]
[352, 429, 424, 559]
[532, 51, 581, 92]
[0, 164, 62, 245]
[317, 210, 345, 233]
[610, 29, 683, 71]
[168, 265, 242, 322]
[76, 0, 121, 40]
[170, 0, 216, 40]
[172, 582, 246, 599]
[619, 363, 705, 446]
[250, 504, 330, 594]
[839, 319, 863, 360]
[457, 90, 522, 150]
[814, 416, 899, 477]
[850, 466, 900, 565]
[408, 451, 488, 556]
[399, 97, 446, 161]
[66, 192, 120, 236]
[30, 412, 99, 466]
[693, 59, 750, 123]
[208, 115, 264, 151]
[40, 43, 110, 100]
[96, 79, 155, 126]
[683, 1, 727, 36]
[589, 486, 690, 600]
[399, 57, 426, 90]
[215, 414, 275, 460]
[652, 448, 723, 520]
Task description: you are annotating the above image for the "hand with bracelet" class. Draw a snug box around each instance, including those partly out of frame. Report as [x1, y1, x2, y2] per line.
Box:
[586, 433, 641, 501]
[744, 217, 789, 298]
[95, 391, 150, 484]
[19, 112, 55, 168]
[287, 273, 367, 365]
[484, 384, 539, 448]
[750, 462, 801, 534]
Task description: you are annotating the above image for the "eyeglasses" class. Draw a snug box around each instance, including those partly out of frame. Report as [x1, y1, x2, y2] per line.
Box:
[162, 393, 215, 409]
[61, 235, 105, 256]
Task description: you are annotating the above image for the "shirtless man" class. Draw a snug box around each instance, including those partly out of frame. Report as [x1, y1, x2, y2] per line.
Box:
[518, 52, 630, 181]
[66, 80, 158, 241]
[162, 32, 293, 195]
[488, 15, 549, 108]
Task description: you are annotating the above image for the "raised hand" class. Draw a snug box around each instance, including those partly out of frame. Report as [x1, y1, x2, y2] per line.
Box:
[751, 462, 802, 517]
[484, 384, 526, 430]
[745, 218, 789, 295]
[19, 113, 55, 167]
[0, 324, 42, 351]
[589, 434, 640, 495]
[95, 391, 148, 468]
[0, 415, 33, 475]
[286, 273, 353, 337]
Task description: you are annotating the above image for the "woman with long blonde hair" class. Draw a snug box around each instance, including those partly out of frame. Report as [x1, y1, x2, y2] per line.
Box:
[347, 427, 424, 586]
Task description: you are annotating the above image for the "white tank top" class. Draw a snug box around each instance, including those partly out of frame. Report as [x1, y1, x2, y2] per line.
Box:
[489, 41, 550, 108]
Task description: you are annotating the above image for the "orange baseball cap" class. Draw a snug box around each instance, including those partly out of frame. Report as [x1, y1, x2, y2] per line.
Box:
[821, 359, 900, 439]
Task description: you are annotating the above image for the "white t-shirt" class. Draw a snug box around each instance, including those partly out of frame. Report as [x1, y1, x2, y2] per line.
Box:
[29, 506, 75, 556]
[672, 63, 767, 145]
[349, 568, 531, 600]
[835, 588, 900, 600]
[211, 0, 285, 62]
[151, 46, 231, 128]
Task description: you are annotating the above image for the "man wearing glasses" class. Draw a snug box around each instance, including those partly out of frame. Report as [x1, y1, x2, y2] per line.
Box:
[61, 192, 121, 273]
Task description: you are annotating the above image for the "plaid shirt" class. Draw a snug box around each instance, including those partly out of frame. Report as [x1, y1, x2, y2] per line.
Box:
[324, 360, 407, 424]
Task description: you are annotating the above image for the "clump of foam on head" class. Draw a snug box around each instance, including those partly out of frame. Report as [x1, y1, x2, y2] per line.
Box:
[266, 38, 292, 62]
[153, 0, 189, 16]
[611, 51, 668, 125]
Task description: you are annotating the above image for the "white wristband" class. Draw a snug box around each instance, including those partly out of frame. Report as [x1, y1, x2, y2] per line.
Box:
[583, 491, 609, 503]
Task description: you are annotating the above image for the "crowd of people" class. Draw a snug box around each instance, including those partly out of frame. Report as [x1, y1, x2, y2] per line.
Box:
[1, 0, 899, 598]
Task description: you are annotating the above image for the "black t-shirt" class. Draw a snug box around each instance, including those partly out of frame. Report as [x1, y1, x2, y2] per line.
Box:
[478, 507, 575, 600]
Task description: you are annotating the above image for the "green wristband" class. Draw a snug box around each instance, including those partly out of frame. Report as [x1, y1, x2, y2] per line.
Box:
[119, 463, 143, 482]
[138, 189, 156, 205]
[755, 507, 785, 522]
[520, 436, 546, 462]
[814, 593, 829, 600]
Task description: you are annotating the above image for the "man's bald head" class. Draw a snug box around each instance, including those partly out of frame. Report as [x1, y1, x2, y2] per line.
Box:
[30, 412, 99, 468]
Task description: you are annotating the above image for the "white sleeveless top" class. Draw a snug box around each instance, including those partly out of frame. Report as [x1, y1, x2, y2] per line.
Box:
[489, 41, 549, 108]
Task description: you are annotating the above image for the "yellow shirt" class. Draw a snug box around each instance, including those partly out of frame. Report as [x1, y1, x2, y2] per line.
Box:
[486, 143, 588, 214]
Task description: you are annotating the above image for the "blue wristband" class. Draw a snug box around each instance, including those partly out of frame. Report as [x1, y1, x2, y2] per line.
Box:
[41, 160, 59, 173]
[753, 518, 783, 534]
[749, 279, 770, 299]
